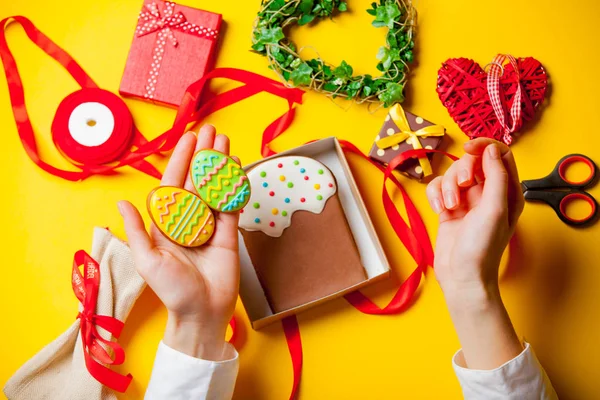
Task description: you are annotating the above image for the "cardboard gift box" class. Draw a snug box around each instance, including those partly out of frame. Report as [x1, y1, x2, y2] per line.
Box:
[369, 104, 446, 180]
[120, 0, 222, 107]
[238, 138, 391, 329]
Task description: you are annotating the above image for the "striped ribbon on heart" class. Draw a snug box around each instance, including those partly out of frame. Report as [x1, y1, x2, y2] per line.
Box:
[486, 54, 523, 145]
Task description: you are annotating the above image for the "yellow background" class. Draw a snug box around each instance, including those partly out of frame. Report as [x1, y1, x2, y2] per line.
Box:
[1, 0, 599, 398]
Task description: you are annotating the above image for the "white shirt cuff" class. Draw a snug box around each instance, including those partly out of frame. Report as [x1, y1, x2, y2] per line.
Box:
[145, 340, 239, 400]
[452, 342, 558, 400]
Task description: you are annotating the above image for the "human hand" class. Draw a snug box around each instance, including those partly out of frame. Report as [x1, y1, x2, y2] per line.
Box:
[426, 138, 525, 300]
[118, 125, 240, 361]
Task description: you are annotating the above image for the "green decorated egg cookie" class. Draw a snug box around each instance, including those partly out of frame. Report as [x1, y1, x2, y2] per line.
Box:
[190, 150, 251, 212]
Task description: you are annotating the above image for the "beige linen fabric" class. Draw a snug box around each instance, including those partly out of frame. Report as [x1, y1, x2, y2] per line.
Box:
[4, 227, 146, 400]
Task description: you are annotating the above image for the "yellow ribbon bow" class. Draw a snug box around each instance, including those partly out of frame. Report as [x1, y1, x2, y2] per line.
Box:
[376, 104, 445, 177]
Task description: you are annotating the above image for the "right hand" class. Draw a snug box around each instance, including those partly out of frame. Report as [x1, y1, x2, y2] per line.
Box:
[425, 138, 525, 298]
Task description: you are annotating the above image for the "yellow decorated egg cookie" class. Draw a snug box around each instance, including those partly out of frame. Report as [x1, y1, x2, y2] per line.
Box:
[190, 150, 251, 213]
[147, 186, 215, 247]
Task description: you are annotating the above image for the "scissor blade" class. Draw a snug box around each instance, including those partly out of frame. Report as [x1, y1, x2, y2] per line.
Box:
[520, 182, 528, 193]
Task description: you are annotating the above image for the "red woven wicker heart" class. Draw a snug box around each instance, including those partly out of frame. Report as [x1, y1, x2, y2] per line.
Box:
[436, 57, 547, 143]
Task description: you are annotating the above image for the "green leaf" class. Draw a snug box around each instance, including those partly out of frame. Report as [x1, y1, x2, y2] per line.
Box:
[366, 9, 377, 16]
[322, 65, 333, 79]
[386, 31, 398, 48]
[291, 63, 314, 86]
[323, 82, 339, 91]
[338, 2, 348, 12]
[363, 85, 373, 96]
[333, 60, 353, 81]
[268, 0, 286, 11]
[298, 14, 316, 25]
[376, 46, 401, 70]
[251, 43, 265, 52]
[299, 0, 314, 14]
[255, 27, 285, 45]
[372, 3, 401, 29]
[378, 82, 405, 106]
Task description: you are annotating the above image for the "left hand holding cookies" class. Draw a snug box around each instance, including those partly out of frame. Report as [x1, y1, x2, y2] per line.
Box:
[118, 125, 240, 361]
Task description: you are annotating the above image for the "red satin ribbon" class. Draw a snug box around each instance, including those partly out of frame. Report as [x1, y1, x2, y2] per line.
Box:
[0, 16, 162, 180]
[72, 250, 132, 393]
[283, 146, 458, 399]
[0, 16, 304, 181]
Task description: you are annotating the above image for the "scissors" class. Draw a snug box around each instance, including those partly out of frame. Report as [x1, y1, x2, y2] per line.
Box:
[521, 154, 598, 226]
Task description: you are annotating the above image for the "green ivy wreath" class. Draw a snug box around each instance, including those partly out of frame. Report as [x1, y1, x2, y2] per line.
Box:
[251, 0, 416, 107]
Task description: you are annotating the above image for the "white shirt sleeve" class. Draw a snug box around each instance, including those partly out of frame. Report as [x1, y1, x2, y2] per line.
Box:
[145, 341, 239, 400]
[452, 342, 558, 400]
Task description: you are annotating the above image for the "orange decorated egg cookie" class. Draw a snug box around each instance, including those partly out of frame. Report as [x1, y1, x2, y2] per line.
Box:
[147, 186, 215, 247]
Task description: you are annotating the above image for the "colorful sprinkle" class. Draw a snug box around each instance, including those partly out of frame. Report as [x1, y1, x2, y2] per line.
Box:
[287, 182, 294, 188]
[202, 230, 208, 234]
[317, 195, 323, 200]
[300, 197, 306, 203]
[260, 171, 267, 178]
[240, 209, 244, 213]
[328, 183, 334, 188]
[279, 175, 286, 181]
[284, 198, 291, 203]
[314, 184, 321, 190]
[318, 169, 324, 175]
[300, 168, 306, 173]
[277, 163, 283, 168]
[304, 176, 309, 181]
[272, 208, 279, 215]
[234, 170, 240, 176]
[262, 182, 268, 188]
[269, 191, 275, 197]
[208, 220, 213, 225]
[294, 160, 299, 165]
[282, 211, 288, 216]
[223, 180, 230, 186]
[254, 218, 260, 223]
[212, 193, 219, 199]
[253, 202, 260, 209]
[269, 221, 275, 227]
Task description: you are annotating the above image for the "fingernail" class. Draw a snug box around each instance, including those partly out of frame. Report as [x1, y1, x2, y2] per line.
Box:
[488, 144, 500, 160]
[117, 201, 125, 216]
[185, 130, 197, 137]
[444, 191, 457, 209]
[458, 170, 469, 185]
[432, 198, 443, 214]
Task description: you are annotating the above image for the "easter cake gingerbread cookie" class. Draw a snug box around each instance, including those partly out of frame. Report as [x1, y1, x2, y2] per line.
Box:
[239, 156, 366, 313]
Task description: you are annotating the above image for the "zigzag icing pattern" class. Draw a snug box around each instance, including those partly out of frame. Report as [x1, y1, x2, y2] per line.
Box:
[179, 202, 206, 242]
[222, 184, 250, 212]
[195, 154, 218, 175]
[165, 194, 192, 232]
[195, 157, 228, 188]
[206, 163, 237, 199]
[159, 191, 180, 223]
[188, 214, 212, 245]
[217, 177, 249, 209]
[172, 197, 202, 239]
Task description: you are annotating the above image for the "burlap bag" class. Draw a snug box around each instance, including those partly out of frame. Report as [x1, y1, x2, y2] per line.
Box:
[4, 227, 146, 400]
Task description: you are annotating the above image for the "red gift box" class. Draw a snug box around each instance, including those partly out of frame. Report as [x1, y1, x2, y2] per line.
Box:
[120, 0, 222, 107]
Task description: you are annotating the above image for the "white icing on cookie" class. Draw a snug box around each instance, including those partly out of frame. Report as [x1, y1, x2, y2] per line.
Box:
[238, 156, 337, 237]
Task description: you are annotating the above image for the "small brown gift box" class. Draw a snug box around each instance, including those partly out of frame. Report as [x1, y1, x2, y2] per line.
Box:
[238, 138, 391, 329]
[368, 104, 446, 180]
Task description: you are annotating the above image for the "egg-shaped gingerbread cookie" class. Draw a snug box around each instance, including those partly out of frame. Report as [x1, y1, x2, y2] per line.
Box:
[189, 150, 251, 213]
[147, 186, 215, 247]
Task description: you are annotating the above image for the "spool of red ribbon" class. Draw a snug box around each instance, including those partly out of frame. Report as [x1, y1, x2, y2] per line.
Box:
[52, 89, 135, 166]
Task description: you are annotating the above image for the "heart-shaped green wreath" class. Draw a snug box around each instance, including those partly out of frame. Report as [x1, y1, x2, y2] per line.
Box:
[252, 0, 416, 106]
